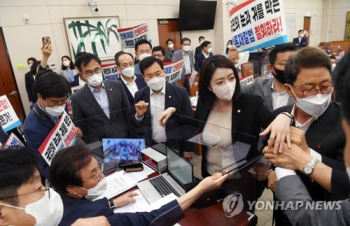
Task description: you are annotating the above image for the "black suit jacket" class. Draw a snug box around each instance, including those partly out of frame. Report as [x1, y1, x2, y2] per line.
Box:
[195, 46, 202, 57]
[194, 93, 274, 178]
[70, 74, 80, 87]
[25, 71, 36, 102]
[133, 83, 193, 151]
[117, 74, 147, 107]
[71, 80, 137, 144]
[292, 37, 307, 47]
[195, 52, 213, 72]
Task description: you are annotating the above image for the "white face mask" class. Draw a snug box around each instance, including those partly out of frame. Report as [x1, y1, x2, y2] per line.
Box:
[0, 188, 64, 226]
[147, 76, 166, 91]
[208, 48, 212, 53]
[227, 45, 233, 49]
[86, 72, 103, 87]
[332, 63, 336, 71]
[168, 43, 174, 49]
[138, 53, 152, 61]
[291, 86, 332, 119]
[200, 40, 204, 44]
[78, 177, 107, 201]
[79, 76, 86, 87]
[299, 33, 304, 38]
[28, 64, 33, 68]
[182, 45, 191, 52]
[63, 61, 70, 67]
[121, 67, 135, 78]
[212, 81, 236, 101]
[44, 103, 66, 117]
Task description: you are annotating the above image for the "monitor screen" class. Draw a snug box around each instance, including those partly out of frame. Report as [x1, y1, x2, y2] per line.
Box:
[179, 0, 217, 31]
[167, 147, 193, 185]
[102, 138, 145, 164]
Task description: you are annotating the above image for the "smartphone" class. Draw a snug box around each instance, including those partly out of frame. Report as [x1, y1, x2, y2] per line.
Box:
[42, 37, 51, 46]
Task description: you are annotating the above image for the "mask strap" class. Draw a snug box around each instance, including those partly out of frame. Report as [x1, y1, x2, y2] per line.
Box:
[289, 85, 299, 104]
[0, 202, 25, 210]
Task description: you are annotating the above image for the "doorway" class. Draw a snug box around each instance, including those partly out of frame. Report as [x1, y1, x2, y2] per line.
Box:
[0, 28, 26, 122]
[157, 19, 182, 51]
[303, 17, 311, 46]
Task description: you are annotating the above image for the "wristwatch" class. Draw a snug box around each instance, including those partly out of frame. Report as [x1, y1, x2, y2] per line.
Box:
[303, 158, 319, 176]
[108, 199, 116, 209]
[281, 112, 294, 125]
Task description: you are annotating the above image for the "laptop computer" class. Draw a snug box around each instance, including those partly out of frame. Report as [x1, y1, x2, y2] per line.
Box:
[102, 138, 145, 164]
[137, 146, 194, 204]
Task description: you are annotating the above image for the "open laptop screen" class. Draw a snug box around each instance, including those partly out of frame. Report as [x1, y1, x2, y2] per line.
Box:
[102, 138, 145, 164]
[167, 147, 193, 185]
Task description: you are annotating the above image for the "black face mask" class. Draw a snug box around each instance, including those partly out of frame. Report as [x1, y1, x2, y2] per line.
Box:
[272, 66, 286, 84]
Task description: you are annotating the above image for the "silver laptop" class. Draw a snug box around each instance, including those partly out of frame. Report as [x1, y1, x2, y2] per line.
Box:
[137, 147, 193, 204]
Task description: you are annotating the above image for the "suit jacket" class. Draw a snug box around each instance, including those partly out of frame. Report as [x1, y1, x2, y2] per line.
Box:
[241, 77, 294, 112]
[194, 93, 274, 178]
[60, 69, 78, 82]
[25, 71, 36, 102]
[331, 168, 350, 200]
[275, 175, 350, 226]
[292, 37, 307, 48]
[165, 49, 177, 62]
[71, 80, 137, 144]
[195, 45, 202, 56]
[134, 63, 142, 76]
[70, 74, 80, 87]
[133, 83, 193, 150]
[58, 192, 184, 226]
[117, 74, 147, 107]
[172, 50, 195, 78]
[195, 52, 213, 72]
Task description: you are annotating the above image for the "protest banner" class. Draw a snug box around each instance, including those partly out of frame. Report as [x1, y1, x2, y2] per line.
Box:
[229, 0, 288, 52]
[1, 133, 25, 150]
[117, 23, 151, 49]
[102, 62, 120, 81]
[38, 111, 77, 165]
[0, 95, 21, 132]
[240, 75, 254, 86]
[164, 60, 184, 83]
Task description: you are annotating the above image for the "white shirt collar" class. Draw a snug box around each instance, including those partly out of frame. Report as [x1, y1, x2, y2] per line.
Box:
[88, 82, 105, 92]
[150, 84, 166, 95]
[120, 75, 136, 85]
[270, 78, 287, 94]
[202, 51, 209, 58]
[291, 105, 316, 132]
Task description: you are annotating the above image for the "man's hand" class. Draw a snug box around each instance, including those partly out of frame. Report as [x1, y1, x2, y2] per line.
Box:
[290, 127, 310, 154]
[71, 217, 110, 226]
[74, 127, 83, 138]
[135, 101, 148, 118]
[113, 192, 138, 207]
[41, 44, 52, 59]
[183, 151, 194, 161]
[267, 170, 277, 192]
[158, 107, 176, 127]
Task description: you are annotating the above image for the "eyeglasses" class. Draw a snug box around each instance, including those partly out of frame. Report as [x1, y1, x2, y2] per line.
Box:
[84, 67, 102, 77]
[0, 179, 50, 201]
[44, 96, 69, 109]
[291, 84, 334, 97]
[95, 163, 104, 182]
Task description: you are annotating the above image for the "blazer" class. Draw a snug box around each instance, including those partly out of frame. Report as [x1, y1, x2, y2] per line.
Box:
[165, 49, 177, 62]
[60, 69, 78, 82]
[241, 77, 294, 112]
[70, 74, 80, 87]
[133, 83, 193, 150]
[117, 74, 147, 107]
[292, 37, 307, 48]
[275, 175, 350, 226]
[134, 63, 142, 76]
[25, 71, 36, 102]
[194, 93, 274, 178]
[195, 52, 213, 72]
[71, 80, 137, 144]
[195, 45, 202, 56]
[172, 50, 195, 78]
[58, 192, 184, 226]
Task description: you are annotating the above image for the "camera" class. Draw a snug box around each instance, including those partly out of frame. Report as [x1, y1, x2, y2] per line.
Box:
[94, 7, 98, 12]
[88, 1, 99, 12]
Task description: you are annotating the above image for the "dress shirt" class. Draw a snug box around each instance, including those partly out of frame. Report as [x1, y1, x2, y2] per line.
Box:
[202, 51, 210, 59]
[183, 51, 192, 75]
[120, 75, 138, 97]
[88, 83, 110, 118]
[150, 86, 167, 143]
[271, 78, 290, 110]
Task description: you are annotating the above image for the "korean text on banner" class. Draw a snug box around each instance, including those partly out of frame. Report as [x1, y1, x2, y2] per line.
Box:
[240, 75, 254, 86]
[164, 60, 184, 83]
[38, 111, 77, 165]
[1, 133, 25, 150]
[118, 23, 151, 49]
[0, 95, 21, 132]
[229, 0, 288, 52]
[102, 63, 120, 81]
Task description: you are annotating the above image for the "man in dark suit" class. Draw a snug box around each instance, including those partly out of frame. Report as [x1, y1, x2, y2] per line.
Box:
[25, 57, 37, 105]
[115, 51, 146, 107]
[195, 36, 205, 56]
[71, 53, 137, 144]
[195, 41, 213, 73]
[134, 56, 193, 159]
[164, 39, 177, 62]
[292, 29, 308, 48]
[267, 47, 345, 226]
[134, 39, 152, 76]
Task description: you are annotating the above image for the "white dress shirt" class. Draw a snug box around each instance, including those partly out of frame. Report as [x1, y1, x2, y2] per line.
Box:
[183, 51, 192, 75]
[202, 51, 210, 59]
[120, 75, 138, 97]
[271, 78, 290, 110]
[88, 83, 110, 118]
[150, 86, 167, 143]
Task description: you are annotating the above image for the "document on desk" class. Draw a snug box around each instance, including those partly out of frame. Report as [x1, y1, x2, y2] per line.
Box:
[104, 164, 155, 199]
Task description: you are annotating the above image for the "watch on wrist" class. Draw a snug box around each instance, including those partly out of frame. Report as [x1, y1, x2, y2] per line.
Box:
[281, 112, 294, 125]
[303, 158, 319, 176]
[108, 199, 116, 209]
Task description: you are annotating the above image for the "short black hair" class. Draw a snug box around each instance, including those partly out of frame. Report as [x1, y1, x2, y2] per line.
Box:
[75, 53, 101, 72]
[34, 71, 70, 99]
[298, 30, 304, 33]
[114, 51, 134, 67]
[152, 46, 165, 56]
[166, 39, 173, 45]
[198, 36, 205, 41]
[201, 41, 211, 49]
[181, 37, 191, 45]
[134, 39, 152, 52]
[269, 43, 296, 65]
[0, 147, 38, 205]
[27, 57, 37, 64]
[330, 56, 336, 60]
[139, 56, 164, 75]
[61, 55, 75, 70]
[334, 52, 350, 124]
[285, 47, 332, 85]
[30, 60, 41, 75]
[198, 55, 241, 108]
[50, 145, 93, 193]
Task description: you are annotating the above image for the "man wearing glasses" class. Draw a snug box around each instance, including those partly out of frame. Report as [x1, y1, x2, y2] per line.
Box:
[71, 53, 137, 144]
[268, 47, 346, 226]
